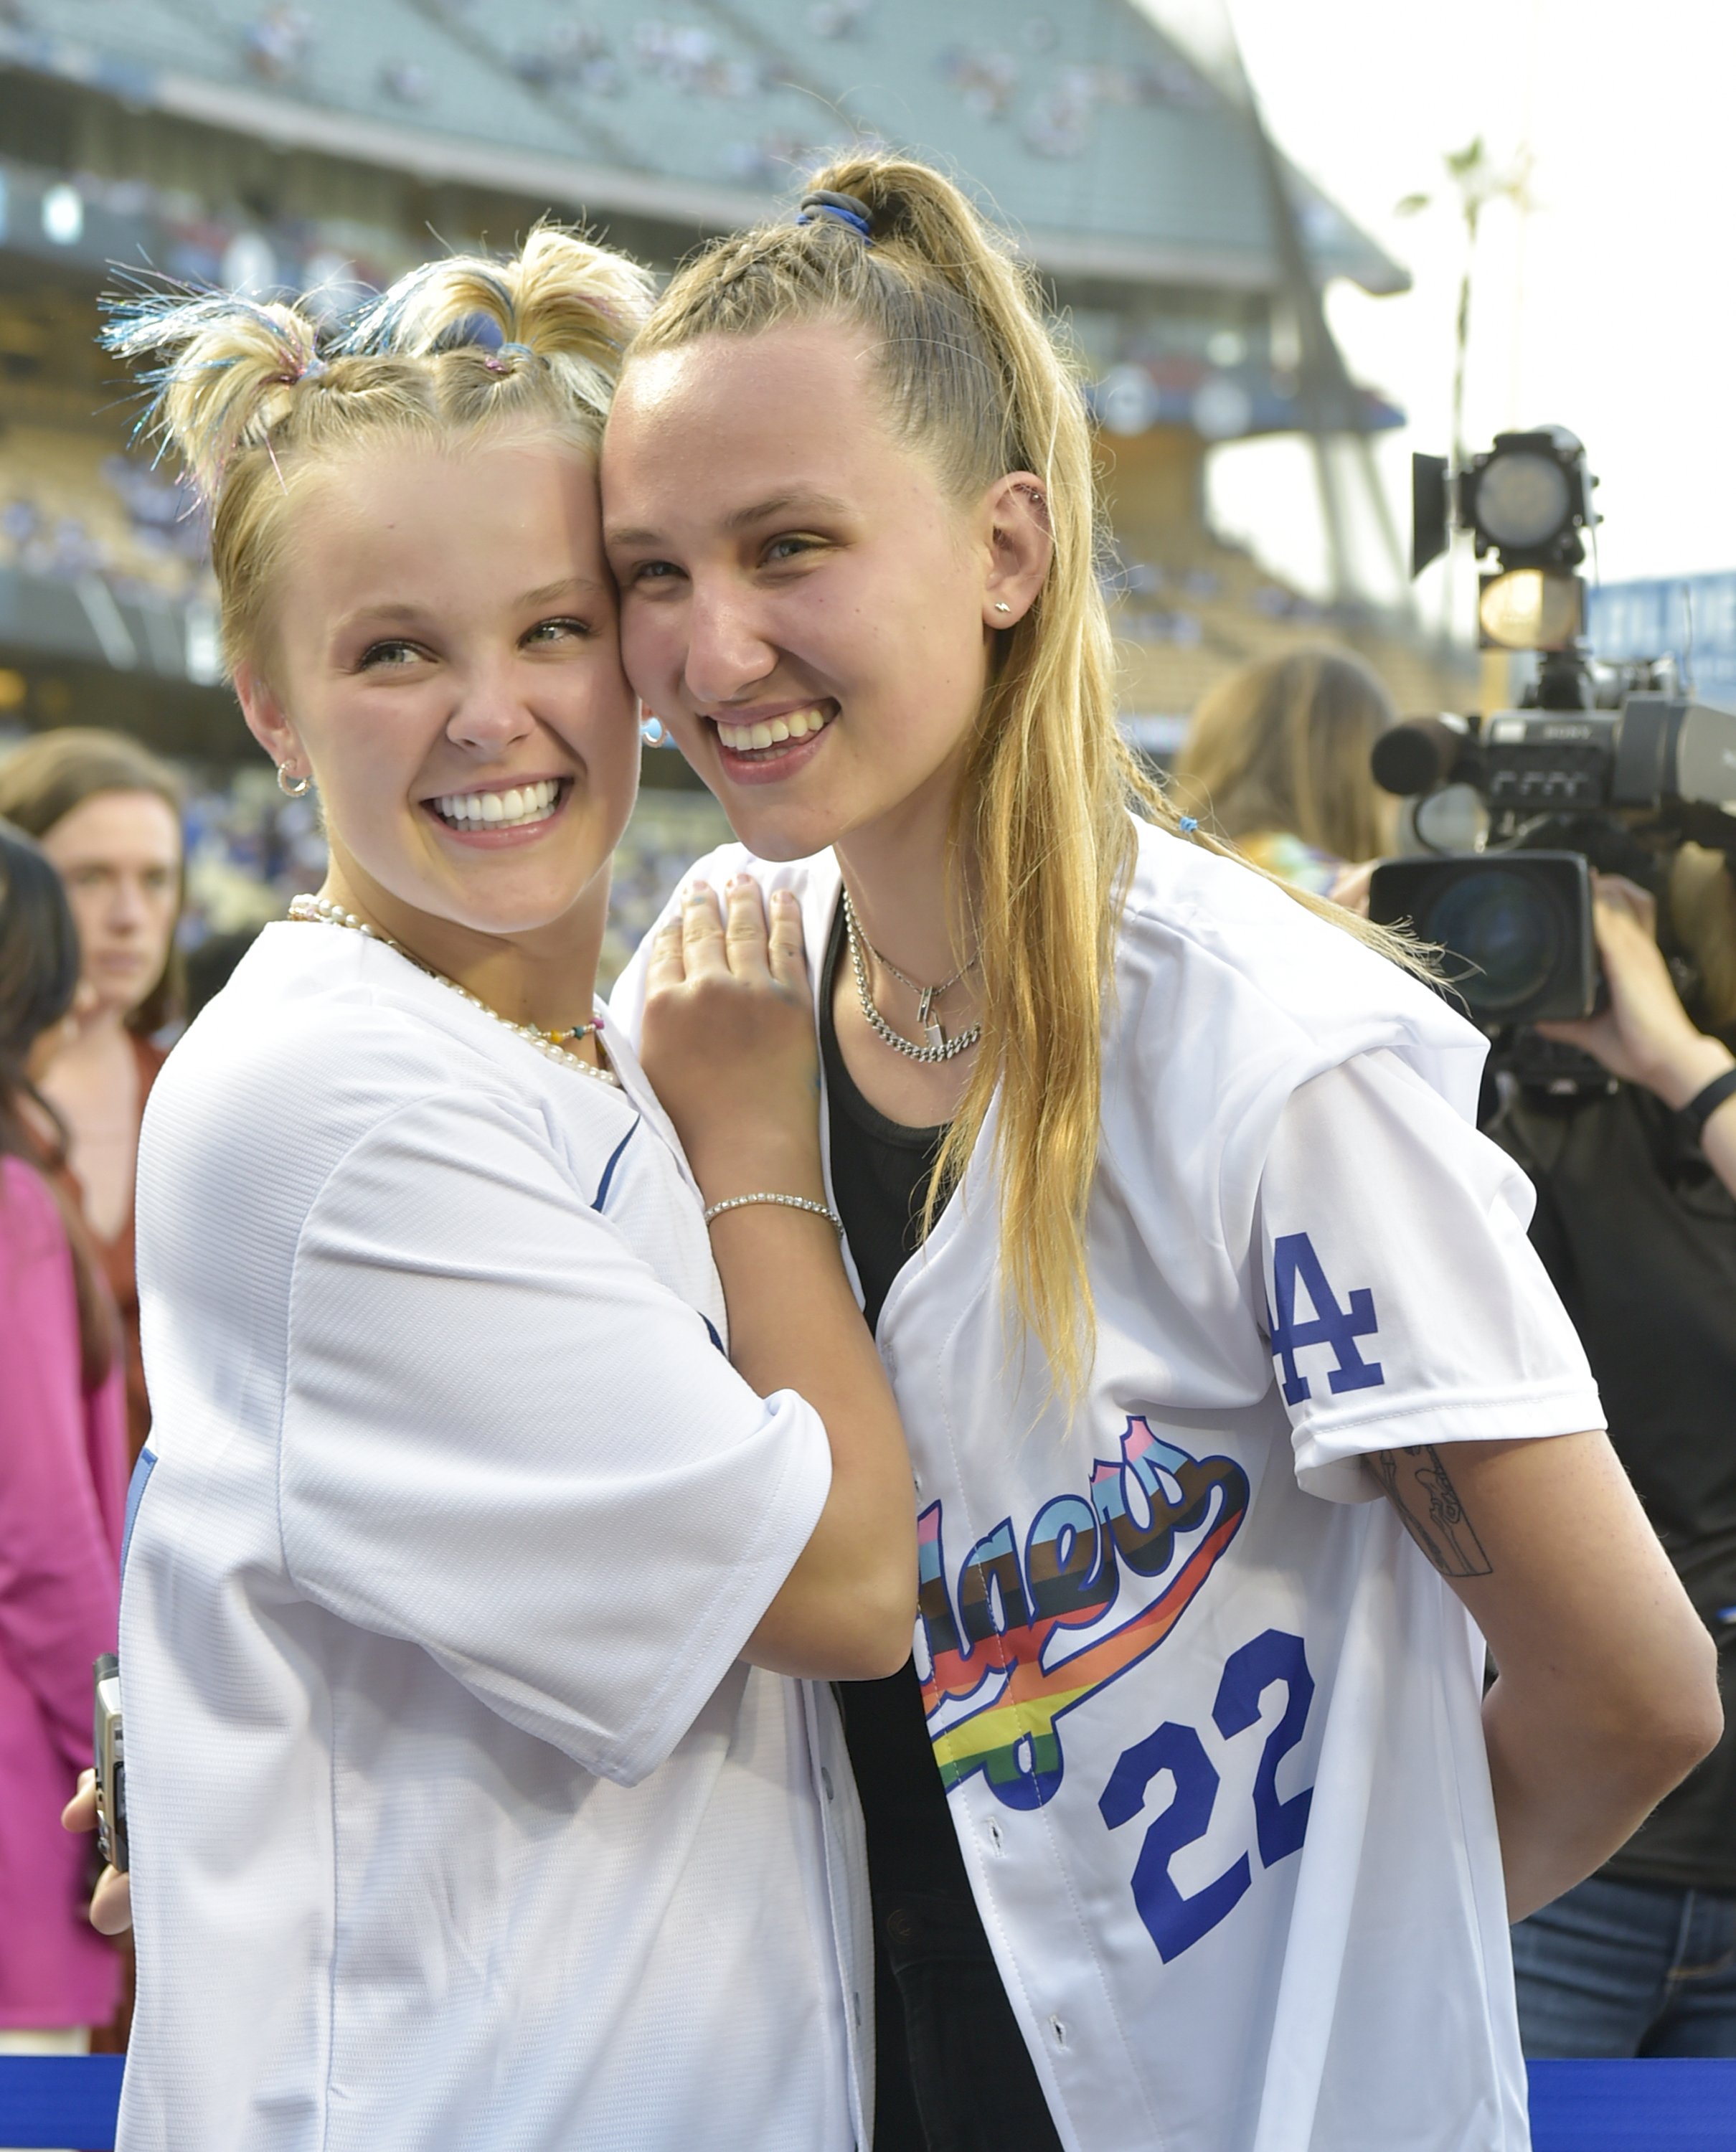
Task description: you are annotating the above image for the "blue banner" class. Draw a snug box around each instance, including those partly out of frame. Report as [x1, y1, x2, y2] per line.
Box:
[1, 2055, 1733, 2149]
[1588, 572, 1736, 707]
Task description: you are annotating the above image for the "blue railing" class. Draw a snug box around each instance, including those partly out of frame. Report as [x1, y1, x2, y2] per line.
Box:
[0, 2057, 123, 2150]
[0, 2056, 1731, 2148]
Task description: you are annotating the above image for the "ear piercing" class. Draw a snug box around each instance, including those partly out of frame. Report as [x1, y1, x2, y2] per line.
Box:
[639, 712, 669, 746]
[993, 603, 1011, 615]
[277, 763, 311, 798]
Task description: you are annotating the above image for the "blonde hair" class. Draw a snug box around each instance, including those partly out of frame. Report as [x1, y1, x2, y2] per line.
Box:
[1173, 647, 1397, 866]
[633, 153, 1415, 1407]
[105, 227, 653, 674]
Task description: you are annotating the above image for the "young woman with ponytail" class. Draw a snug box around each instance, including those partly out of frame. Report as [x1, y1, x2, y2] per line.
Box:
[98, 232, 918, 2151]
[604, 156, 1721, 2151]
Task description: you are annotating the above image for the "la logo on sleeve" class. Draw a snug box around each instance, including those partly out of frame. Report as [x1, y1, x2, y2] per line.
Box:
[1266, 1232, 1384, 1405]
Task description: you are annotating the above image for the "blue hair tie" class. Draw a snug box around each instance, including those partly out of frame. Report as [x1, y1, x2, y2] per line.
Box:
[1179, 816, 1199, 834]
[437, 310, 506, 354]
[796, 189, 874, 243]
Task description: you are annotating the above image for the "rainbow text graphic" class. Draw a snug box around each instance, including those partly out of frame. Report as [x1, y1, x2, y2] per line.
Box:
[918, 1416, 1250, 1811]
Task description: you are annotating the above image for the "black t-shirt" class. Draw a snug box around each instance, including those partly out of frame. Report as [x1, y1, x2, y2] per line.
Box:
[1491, 1080, 1736, 1892]
[819, 906, 985, 1909]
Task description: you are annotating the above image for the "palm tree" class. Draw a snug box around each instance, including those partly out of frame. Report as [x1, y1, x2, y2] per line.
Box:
[1399, 136, 1534, 477]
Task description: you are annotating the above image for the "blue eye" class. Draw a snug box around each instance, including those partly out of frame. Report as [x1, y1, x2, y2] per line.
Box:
[524, 617, 592, 645]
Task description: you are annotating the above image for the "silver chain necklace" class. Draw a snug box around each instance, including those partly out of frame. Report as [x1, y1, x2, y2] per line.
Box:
[287, 894, 621, 1087]
[839, 884, 982, 1064]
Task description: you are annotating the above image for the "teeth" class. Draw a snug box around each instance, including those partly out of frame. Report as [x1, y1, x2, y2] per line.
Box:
[433, 779, 560, 829]
[715, 706, 831, 752]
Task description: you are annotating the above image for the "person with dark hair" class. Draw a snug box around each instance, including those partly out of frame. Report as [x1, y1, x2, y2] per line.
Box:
[1496, 859, 1736, 2055]
[0, 729, 184, 1462]
[0, 818, 127, 2060]
[1170, 646, 1399, 893]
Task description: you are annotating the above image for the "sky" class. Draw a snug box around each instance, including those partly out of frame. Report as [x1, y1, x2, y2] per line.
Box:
[1171, 0, 1736, 621]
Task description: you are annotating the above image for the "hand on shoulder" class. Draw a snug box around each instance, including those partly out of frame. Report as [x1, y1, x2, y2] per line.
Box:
[638, 877, 824, 1205]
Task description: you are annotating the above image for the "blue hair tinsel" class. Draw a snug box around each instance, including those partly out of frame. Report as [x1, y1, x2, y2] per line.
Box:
[338, 263, 518, 359]
[99, 275, 326, 485]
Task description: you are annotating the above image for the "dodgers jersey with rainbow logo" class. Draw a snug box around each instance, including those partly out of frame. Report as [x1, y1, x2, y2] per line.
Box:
[614, 818, 1603, 2152]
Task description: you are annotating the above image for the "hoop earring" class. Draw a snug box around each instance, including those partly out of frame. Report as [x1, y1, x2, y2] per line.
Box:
[639, 713, 668, 747]
[277, 763, 311, 798]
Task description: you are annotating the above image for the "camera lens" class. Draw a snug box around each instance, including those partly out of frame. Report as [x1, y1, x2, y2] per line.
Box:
[1427, 869, 1560, 1015]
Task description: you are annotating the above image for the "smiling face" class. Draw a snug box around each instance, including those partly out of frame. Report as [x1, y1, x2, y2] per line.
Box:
[240, 428, 637, 972]
[38, 788, 182, 1025]
[603, 321, 1011, 864]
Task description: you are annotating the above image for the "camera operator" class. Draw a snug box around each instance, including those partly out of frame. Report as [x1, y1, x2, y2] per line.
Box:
[1489, 848, 1736, 2057]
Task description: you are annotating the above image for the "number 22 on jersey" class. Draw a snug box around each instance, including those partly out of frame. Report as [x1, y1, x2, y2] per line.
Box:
[1100, 1629, 1315, 1963]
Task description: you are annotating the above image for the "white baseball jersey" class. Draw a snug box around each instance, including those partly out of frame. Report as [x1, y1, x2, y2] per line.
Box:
[612, 819, 1604, 2152]
[120, 921, 870, 2152]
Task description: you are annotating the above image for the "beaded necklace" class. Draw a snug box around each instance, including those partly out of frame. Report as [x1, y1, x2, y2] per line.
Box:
[287, 893, 621, 1088]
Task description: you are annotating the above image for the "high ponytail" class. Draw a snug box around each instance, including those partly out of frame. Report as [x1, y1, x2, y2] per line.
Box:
[633, 152, 1420, 1415]
[105, 225, 651, 675]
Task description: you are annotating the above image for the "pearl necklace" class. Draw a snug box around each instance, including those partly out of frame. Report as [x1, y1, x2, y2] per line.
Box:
[287, 894, 622, 1088]
[840, 885, 982, 1065]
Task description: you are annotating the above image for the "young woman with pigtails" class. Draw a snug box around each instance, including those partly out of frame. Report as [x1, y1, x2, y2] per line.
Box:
[95, 232, 922, 2151]
[603, 159, 1722, 2151]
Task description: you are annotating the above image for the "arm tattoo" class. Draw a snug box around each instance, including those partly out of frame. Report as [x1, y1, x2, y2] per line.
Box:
[1367, 1445, 1494, 1579]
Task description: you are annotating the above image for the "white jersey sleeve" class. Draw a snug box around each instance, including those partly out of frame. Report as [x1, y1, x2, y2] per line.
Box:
[1255, 1046, 1604, 1500]
[278, 1082, 831, 1786]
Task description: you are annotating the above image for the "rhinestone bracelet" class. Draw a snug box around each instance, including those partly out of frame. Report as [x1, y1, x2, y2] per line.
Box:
[702, 1191, 844, 1233]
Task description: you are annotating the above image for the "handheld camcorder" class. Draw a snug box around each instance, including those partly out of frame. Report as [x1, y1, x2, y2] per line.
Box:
[1367, 428, 1736, 1039]
[93, 1651, 127, 1874]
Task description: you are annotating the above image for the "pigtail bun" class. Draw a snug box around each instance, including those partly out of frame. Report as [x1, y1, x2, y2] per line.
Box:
[103, 290, 326, 505]
[103, 222, 651, 679]
[342, 224, 652, 420]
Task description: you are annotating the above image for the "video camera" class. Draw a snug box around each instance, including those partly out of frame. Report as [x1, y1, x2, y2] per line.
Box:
[1367, 428, 1736, 1039]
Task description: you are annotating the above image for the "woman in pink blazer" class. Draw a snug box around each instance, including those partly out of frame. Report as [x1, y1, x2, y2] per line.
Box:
[0, 816, 127, 2050]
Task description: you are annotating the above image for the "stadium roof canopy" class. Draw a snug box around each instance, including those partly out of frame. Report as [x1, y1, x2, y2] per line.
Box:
[0, 0, 1407, 298]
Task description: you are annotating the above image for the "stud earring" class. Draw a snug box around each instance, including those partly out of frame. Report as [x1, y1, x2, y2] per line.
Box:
[277, 763, 311, 798]
[992, 603, 1012, 615]
[639, 712, 668, 747]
